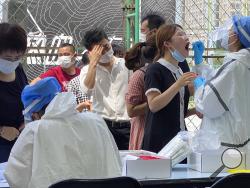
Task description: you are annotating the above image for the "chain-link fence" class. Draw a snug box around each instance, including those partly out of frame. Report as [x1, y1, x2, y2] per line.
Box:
[1, 0, 248, 129]
[1, 0, 243, 79]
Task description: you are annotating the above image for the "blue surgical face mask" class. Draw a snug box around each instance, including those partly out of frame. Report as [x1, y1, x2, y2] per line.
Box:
[0, 58, 20, 74]
[170, 49, 186, 62]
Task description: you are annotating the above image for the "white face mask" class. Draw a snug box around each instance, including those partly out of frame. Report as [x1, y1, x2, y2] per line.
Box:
[0, 58, 20, 74]
[99, 48, 114, 64]
[139, 33, 147, 42]
[58, 56, 74, 68]
[221, 31, 229, 50]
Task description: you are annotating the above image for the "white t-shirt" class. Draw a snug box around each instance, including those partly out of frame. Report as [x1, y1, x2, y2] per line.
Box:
[80, 57, 130, 122]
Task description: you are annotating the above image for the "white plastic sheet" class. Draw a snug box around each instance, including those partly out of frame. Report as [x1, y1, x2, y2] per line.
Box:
[158, 131, 193, 167]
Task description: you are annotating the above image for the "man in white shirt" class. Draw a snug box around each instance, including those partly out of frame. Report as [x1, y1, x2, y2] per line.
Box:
[80, 28, 130, 150]
[4, 77, 122, 188]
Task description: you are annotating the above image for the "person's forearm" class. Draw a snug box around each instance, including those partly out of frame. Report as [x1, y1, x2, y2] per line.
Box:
[30, 77, 41, 85]
[84, 64, 97, 89]
[76, 103, 84, 112]
[149, 83, 181, 113]
[127, 102, 147, 117]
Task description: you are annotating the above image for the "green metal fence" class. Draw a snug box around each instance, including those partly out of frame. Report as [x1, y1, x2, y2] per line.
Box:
[123, 0, 140, 49]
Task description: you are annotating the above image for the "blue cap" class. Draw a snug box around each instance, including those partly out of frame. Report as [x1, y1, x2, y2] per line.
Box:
[21, 77, 61, 119]
[233, 15, 250, 48]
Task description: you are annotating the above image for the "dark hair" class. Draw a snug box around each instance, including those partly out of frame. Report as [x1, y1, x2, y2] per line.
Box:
[142, 34, 157, 60]
[81, 51, 90, 65]
[0, 23, 27, 54]
[125, 34, 157, 71]
[155, 24, 183, 62]
[59, 43, 75, 53]
[82, 28, 108, 50]
[75, 51, 89, 68]
[112, 43, 125, 58]
[141, 14, 165, 31]
[31, 104, 47, 121]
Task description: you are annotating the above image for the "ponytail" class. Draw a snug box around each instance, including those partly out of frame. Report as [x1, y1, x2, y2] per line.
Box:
[125, 42, 146, 71]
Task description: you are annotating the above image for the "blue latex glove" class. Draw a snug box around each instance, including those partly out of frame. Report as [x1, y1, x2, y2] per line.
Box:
[193, 76, 206, 90]
[192, 41, 205, 65]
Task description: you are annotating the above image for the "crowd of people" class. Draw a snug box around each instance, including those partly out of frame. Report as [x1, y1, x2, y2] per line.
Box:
[1, 12, 250, 188]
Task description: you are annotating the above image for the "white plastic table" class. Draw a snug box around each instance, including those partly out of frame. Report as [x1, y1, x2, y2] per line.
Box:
[0, 163, 228, 188]
[140, 164, 228, 188]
